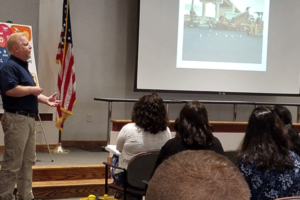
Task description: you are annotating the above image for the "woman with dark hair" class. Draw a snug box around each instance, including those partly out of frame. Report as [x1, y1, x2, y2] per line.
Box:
[153, 101, 224, 170]
[273, 105, 300, 156]
[237, 106, 300, 200]
[112, 93, 171, 188]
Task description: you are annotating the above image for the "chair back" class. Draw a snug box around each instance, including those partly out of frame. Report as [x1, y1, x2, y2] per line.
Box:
[126, 151, 159, 190]
[275, 197, 300, 200]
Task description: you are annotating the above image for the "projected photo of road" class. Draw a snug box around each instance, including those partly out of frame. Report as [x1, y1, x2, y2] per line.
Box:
[176, 0, 270, 71]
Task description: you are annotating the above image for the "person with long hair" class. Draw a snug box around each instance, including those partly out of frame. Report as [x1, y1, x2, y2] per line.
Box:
[273, 105, 300, 156]
[237, 106, 300, 200]
[112, 93, 171, 188]
[153, 101, 224, 171]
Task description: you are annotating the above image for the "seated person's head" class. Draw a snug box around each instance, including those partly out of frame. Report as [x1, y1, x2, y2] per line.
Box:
[273, 105, 293, 125]
[174, 101, 214, 147]
[273, 105, 300, 156]
[238, 106, 293, 171]
[131, 93, 168, 134]
[146, 150, 250, 200]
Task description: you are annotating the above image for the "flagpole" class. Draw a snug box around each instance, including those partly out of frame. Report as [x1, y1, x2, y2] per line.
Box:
[51, 129, 70, 154]
[55, 0, 76, 148]
[59, 130, 62, 143]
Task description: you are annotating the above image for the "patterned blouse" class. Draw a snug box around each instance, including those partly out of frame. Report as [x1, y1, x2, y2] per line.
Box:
[238, 151, 300, 200]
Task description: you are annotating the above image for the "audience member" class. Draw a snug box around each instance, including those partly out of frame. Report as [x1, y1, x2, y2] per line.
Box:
[146, 150, 250, 200]
[153, 101, 224, 171]
[273, 105, 300, 156]
[111, 93, 171, 199]
[237, 106, 300, 200]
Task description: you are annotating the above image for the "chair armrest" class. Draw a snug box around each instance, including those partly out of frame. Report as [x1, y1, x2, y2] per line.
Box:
[103, 162, 126, 171]
[142, 180, 149, 185]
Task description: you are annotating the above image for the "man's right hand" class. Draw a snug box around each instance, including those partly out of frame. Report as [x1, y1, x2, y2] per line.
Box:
[30, 86, 43, 96]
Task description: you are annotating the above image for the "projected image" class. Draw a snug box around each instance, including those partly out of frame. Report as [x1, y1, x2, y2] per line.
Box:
[177, 0, 270, 71]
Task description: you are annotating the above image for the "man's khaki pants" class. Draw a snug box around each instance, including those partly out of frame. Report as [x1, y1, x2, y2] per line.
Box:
[0, 112, 36, 200]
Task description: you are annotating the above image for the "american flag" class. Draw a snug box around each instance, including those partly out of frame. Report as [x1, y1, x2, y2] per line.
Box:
[56, 0, 76, 131]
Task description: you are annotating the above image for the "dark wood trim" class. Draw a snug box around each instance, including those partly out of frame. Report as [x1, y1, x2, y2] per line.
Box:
[210, 121, 248, 133]
[111, 119, 248, 132]
[0, 113, 53, 121]
[60, 140, 107, 147]
[36, 144, 57, 152]
[35, 113, 53, 121]
[112, 120, 133, 132]
[111, 119, 300, 133]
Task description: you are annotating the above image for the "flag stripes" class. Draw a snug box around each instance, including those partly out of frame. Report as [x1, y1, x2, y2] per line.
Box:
[56, 0, 76, 131]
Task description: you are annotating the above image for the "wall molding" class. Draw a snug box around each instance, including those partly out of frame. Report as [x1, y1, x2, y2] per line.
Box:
[0, 113, 53, 121]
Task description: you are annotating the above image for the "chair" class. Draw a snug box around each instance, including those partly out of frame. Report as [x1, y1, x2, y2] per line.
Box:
[223, 151, 238, 164]
[103, 151, 159, 200]
[275, 197, 300, 200]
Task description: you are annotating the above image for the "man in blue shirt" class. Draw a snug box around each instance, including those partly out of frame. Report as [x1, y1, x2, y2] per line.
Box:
[0, 32, 60, 200]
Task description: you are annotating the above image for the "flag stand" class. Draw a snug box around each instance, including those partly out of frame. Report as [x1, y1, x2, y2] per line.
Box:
[37, 113, 54, 162]
[51, 130, 70, 154]
[51, 143, 70, 154]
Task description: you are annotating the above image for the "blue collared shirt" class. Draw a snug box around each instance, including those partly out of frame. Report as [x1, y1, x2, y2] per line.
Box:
[0, 55, 38, 113]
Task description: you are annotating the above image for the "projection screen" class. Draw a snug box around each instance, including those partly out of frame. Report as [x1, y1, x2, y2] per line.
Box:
[136, 0, 300, 95]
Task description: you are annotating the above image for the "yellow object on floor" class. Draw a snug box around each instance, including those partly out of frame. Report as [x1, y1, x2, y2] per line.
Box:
[80, 194, 117, 200]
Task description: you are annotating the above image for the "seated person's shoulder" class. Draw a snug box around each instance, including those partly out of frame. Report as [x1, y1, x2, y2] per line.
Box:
[120, 123, 136, 130]
[290, 151, 300, 162]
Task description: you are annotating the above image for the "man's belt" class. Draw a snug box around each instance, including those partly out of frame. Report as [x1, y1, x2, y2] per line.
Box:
[6, 110, 36, 118]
